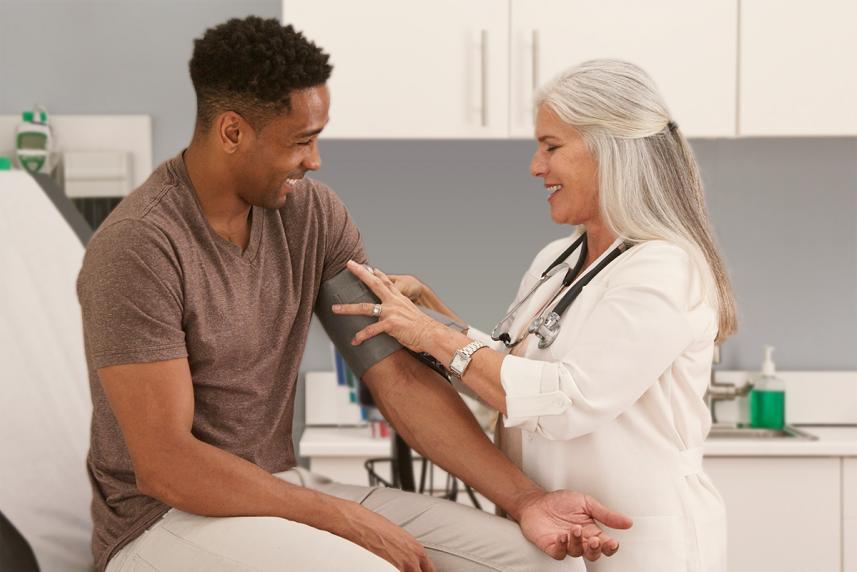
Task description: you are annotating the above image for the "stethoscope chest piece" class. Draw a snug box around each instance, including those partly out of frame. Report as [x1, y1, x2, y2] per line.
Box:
[529, 311, 562, 349]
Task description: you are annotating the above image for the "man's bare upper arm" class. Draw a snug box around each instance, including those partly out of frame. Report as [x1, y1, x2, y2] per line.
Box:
[97, 357, 195, 484]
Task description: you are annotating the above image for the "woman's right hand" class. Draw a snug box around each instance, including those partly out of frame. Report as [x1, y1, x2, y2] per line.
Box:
[344, 505, 436, 571]
[388, 274, 424, 303]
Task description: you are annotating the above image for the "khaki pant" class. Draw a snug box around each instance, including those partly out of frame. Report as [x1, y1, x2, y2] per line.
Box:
[107, 468, 580, 572]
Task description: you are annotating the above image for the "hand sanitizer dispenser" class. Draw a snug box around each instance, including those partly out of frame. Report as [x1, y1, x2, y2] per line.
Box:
[748, 345, 786, 429]
[16, 106, 53, 174]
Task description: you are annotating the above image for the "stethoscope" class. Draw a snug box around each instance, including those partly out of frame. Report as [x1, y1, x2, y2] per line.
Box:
[491, 233, 628, 349]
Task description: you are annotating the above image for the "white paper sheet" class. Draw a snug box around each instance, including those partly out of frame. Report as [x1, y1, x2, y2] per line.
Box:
[0, 171, 94, 571]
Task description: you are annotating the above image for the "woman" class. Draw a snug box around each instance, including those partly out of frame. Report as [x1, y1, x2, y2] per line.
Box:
[333, 59, 734, 571]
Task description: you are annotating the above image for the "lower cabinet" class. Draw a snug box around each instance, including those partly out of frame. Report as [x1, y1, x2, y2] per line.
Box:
[844, 459, 857, 572]
[303, 428, 855, 571]
[704, 457, 842, 572]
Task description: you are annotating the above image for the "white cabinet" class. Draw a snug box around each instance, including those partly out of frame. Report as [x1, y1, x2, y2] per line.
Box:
[845, 459, 857, 572]
[705, 457, 841, 572]
[509, 0, 738, 138]
[283, 0, 509, 138]
[285, 1, 736, 139]
[284, 2, 856, 138]
[739, 0, 857, 136]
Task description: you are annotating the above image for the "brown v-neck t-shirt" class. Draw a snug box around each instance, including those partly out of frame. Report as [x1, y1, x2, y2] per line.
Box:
[77, 153, 366, 571]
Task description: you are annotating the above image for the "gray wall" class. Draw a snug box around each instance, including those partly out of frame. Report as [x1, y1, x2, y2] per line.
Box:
[303, 137, 857, 372]
[0, 0, 282, 164]
[4, 1, 856, 450]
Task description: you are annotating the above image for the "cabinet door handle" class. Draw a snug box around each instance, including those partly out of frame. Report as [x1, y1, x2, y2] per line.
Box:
[532, 30, 540, 92]
[481, 29, 488, 127]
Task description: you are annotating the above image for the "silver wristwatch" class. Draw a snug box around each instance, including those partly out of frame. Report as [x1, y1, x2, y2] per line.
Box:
[448, 340, 488, 380]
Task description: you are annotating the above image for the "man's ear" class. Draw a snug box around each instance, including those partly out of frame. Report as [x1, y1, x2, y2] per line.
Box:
[216, 111, 249, 153]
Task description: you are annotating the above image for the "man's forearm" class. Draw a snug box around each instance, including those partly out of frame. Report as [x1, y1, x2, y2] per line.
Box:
[136, 435, 369, 542]
[362, 349, 542, 521]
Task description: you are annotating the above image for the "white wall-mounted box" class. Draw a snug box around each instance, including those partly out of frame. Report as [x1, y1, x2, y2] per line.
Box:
[63, 151, 132, 198]
[305, 371, 363, 426]
[0, 115, 152, 189]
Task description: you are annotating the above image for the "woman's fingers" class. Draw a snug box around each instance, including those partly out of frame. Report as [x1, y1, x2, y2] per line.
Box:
[373, 268, 397, 290]
[388, 274, 423, 301]
[373, 268, 416, 304]
[332, 264, 437, 353]
[332, 302, 378, 316]
[352, 322, 387, 345]
[346, 260, 392, 301]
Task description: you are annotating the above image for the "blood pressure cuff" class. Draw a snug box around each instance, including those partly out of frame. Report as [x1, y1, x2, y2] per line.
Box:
[315, 268, 401, 378]
[315, 268, 467, 380]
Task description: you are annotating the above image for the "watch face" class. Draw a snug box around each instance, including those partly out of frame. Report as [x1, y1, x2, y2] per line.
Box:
[450, 353, 467, 376]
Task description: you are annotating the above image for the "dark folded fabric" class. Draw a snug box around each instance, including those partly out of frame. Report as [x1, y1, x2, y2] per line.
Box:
[0, 509, 39, 572]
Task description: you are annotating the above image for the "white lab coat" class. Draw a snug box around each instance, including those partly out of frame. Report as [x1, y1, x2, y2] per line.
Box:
[469, 231, 727, 572]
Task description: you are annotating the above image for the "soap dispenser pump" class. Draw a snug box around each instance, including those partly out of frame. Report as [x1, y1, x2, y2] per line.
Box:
[748, 345, 786, 429]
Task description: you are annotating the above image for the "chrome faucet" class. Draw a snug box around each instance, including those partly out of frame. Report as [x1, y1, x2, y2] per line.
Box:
[706, 345, 753, 424]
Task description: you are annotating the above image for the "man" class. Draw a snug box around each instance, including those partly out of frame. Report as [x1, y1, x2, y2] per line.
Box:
[77, 16, 631, 572]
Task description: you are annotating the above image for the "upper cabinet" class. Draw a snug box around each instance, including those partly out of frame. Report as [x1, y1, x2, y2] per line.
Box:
[283, 0, 509, 138]
[509, 0, 737, 138]
[284, 1, 855, 138]
[739, 0, 857, 136]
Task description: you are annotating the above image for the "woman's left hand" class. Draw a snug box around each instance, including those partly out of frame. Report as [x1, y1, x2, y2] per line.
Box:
[388, 274, 424, 303]
[332, 260, 443, 354]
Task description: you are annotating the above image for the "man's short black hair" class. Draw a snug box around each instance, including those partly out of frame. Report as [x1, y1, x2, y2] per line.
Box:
[189, 16, 332, 129]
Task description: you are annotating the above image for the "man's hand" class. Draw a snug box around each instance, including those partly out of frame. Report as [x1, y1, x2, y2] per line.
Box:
[517, 490, 633, 561]
[343, 504, 437, 572]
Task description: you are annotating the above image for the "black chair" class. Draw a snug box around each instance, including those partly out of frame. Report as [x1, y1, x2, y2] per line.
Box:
[357, 331, 485, 508]
[364, 434, 483, 510]
[0, 510, 40, 572]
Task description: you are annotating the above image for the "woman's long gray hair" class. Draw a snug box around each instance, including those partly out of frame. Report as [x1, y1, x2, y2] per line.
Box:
[536, 59, 737, 341]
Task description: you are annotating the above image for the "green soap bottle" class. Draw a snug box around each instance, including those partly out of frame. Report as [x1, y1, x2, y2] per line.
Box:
[749, 345, 785, 429]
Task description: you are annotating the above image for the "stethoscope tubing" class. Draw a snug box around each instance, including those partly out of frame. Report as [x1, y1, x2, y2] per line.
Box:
[492, 233, 628, 349]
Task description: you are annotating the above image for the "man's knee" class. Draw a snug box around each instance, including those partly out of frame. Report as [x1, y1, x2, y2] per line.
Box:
[358, 489, 568, 571]
[123, 510, 396, 572]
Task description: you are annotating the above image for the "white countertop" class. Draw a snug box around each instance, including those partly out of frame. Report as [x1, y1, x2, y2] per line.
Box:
[300, 425, 857, 459]
[300, 427, 397, 457]
[704, 426, 857, 457]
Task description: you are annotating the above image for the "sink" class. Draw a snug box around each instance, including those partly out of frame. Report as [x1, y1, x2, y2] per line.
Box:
[708, 424, 818, 440]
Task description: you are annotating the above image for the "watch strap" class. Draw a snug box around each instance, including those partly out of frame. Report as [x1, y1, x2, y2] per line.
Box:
[449, 340, 488, 378]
